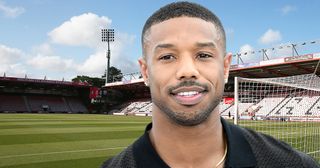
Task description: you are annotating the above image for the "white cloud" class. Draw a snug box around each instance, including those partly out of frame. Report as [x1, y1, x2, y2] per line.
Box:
[0, 44, 27, 76]
[76, 32, 138, 77]
[32, 43, 54, 55]
[76, 51, 106, 76]
[46, 12, 138, 78]
[26, 33, 138, 78]
[0, 0, 25, 18]
[1, 12, 138, 80]
[109, 33, 138, 74]
[27, 55, 75, 72]
[117, 59, 139, 75]
[48, 13, 112, 48]
[0, 63, 27, 77]
[240, 44, 254, 53]
[0, 44, 24, 64]
[72, 29, 137, 76]
[281, 5, 296, 15]
[237, 44, 260, 63]
[259, 29, 282, 45]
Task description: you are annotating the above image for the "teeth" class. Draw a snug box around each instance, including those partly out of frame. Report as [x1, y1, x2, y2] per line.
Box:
[177, 91, 199, 96]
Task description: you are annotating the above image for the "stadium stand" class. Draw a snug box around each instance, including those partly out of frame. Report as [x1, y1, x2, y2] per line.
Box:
[27, 95, 70, 113]
[138, 102, 152, 116]
[219, 95, 320, 119]
[272, 96, 320, 116]
[220, 102, 254, 119]
[0, 76, 90, 113]
[110, 94, 320, 119]
[309, 96, 320, 115]
[66, 97, 88, 113]
[219, 101, 233, 114]
[254, 97, 286, 117]
[0, 95, 27, 112]
[113, 101, 152, 116]
[219, 102, 234, 117]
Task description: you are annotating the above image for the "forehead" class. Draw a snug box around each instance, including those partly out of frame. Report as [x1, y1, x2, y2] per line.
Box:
[143, 17, 222, 55]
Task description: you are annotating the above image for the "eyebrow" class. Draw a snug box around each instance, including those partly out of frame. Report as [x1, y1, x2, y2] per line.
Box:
[196, 42, 216, 48]
[154, 43, 175, 50]
[153, 42, 216, 52]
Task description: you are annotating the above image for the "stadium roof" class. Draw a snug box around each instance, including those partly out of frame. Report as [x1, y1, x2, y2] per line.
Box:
[0, 76, 91, 88]
[229, 53, 320, 78]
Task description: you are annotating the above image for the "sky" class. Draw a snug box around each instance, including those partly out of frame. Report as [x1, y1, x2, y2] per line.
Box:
[0, 0, 319, 81]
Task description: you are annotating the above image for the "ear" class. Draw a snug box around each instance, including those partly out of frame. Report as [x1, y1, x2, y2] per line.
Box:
[138, 57, 149, 86]
[223, 53, 232, 84]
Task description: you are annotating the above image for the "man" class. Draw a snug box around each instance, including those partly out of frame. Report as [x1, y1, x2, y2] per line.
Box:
[101, 2, 319, 168]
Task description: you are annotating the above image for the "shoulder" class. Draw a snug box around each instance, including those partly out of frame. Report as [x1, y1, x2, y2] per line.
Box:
[100, 145, 137, 168]
[236, 125, 319, 167]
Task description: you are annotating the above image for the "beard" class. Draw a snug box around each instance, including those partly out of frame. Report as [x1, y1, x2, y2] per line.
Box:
[151, 80, 223, 126]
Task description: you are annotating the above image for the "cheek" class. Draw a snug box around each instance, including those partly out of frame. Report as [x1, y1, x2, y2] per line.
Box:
[199, 64, 225, 92]
[199, 62, 224, 80]
[149, 66, 172, 94]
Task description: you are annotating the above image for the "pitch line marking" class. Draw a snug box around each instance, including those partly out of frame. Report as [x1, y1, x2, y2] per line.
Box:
[0, 146, 126, 159]
[307, 150, 320, 155]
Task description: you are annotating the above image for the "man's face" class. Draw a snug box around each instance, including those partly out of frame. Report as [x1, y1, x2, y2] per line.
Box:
[139, 17, 232, 126]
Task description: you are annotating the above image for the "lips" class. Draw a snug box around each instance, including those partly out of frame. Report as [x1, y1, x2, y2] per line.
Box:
[170, 86, 207, 105]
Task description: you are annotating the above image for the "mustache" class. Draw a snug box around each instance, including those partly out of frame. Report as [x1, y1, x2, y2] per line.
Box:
[168, 80, 209, 93]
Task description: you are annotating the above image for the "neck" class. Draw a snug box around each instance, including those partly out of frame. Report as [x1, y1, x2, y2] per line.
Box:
[149, 108, 226, 167]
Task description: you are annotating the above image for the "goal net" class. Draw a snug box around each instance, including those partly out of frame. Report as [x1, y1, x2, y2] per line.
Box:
[233, 73, 320, 162]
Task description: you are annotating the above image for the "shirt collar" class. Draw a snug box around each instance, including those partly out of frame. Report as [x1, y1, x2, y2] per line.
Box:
[133, 118, 257, 168]
[133, 123, 170, 168]
[221, 118, 257, 167]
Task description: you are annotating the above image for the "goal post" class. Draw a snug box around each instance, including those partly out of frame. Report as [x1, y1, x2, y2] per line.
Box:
[234, 77, 239, 125]
[233, 73, 320, 162]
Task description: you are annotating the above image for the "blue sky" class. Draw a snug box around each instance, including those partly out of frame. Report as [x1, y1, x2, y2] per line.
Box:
[0, 0, 319, 80]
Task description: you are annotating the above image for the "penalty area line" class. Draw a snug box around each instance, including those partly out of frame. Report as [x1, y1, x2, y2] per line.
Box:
[307, 150, 320, 155]
[0, 146, 126, 159]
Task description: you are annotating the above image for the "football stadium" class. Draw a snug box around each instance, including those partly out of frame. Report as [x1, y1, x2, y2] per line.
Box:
[1, 1, 320, 167]
[1, 41, 320, 167]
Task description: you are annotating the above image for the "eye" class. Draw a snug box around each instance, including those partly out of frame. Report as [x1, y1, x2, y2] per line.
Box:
[197, 53, 213, 59]
[159, 54, 175, 61]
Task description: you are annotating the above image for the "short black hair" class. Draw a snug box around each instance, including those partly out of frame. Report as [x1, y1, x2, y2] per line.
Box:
[142, 1, 226, 54]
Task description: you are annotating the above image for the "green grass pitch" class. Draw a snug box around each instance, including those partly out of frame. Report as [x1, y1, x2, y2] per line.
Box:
[0, 114, 318, 168]
[0, 114, 151, 168]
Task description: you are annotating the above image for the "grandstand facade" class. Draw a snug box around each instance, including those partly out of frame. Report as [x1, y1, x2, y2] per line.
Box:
[0, 76, 91, 113]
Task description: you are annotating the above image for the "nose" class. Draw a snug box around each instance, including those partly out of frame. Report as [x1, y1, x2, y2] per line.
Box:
[175, 56, 200, 80]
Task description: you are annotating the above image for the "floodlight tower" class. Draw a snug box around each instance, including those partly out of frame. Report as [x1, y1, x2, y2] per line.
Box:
[101, 29, 114, 84]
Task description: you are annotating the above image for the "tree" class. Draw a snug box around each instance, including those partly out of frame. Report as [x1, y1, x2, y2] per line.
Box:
[102, 66, 123, 83]
[72, 75, 105, 87]
[72, 66, 123, 86]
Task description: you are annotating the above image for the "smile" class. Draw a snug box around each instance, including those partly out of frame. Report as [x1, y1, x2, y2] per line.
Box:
[177, 91, 199, 97]
[170, 86, 207, 106]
